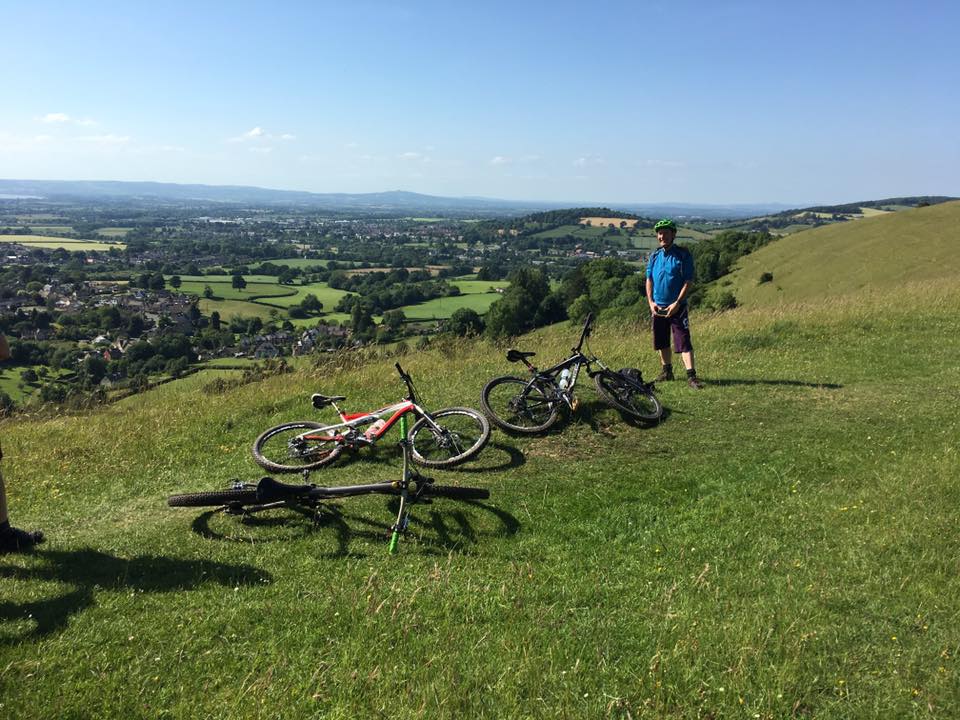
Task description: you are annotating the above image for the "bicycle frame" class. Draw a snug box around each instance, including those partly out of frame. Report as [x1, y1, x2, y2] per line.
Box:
[296, 365, 446, 448]
[511, 314, 610, 409]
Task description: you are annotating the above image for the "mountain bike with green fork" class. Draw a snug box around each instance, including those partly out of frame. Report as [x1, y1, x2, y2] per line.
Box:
[481, 313, 663, 433]
[252, 363, 490, 473]
[168, 416, 490, 554]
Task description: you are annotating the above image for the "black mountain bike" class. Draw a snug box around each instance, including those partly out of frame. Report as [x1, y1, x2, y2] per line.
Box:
[481, 313, 663, 433]
[169, 416, 489, 554]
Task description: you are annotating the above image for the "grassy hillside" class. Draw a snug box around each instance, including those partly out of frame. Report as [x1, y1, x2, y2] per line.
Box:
[2, 277, 959, 718]
[721, 200, 960, 307]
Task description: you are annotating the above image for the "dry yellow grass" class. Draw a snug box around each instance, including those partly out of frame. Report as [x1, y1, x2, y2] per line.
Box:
[579, 216, 639, 228]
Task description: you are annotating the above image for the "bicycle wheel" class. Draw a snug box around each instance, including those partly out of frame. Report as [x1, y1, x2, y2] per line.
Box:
[594, 371, 663, 422]
[252, 421, 344, 473]
[168, 487, 259, 507]
[481, 375, 560, 433]
[408, 408, 491, 468]
[422, 484, 490, 500]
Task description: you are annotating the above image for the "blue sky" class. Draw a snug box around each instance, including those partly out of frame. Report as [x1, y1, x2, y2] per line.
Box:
[1, 0, 957, 204]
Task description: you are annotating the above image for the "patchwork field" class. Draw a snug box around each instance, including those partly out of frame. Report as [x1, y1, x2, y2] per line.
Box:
[0, 235, 125, 251]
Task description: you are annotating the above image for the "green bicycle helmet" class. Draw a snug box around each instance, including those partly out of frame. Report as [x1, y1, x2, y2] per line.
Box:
[654, 218, 677, 232]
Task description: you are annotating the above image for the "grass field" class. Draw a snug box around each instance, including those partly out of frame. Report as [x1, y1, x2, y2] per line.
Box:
[397, 279, 508, 320]
[2, 273, 959, 718]
[399, 292, 502, 320]
[248, 258, 329, 270]
[0, 235, 124, 251]
[20, 225, 73, 233]
[723, 200, 960, 307]
[96, 228, 133, 237]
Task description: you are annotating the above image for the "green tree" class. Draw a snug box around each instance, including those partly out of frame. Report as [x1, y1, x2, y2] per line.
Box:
[382, 309, 406, 330]
[170, 275, 182, 290]
[231, 274, 247, 290]
[446, 308, 484, 336]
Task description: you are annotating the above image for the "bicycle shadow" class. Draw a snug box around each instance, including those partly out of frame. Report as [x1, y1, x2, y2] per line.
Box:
[448, 442, 526, 474]
[189, 498, 520, 559]
[0, 549, 271, 645]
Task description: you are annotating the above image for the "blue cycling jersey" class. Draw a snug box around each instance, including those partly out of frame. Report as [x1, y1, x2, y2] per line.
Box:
[645, 245, 694, 306]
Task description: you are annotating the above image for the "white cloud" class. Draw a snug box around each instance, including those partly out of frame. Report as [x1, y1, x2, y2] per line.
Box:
[490, 156, 512, 166]
[228, 126, 295, 146]
[39, 113, 97, 127]
[573, 155, 604, 168]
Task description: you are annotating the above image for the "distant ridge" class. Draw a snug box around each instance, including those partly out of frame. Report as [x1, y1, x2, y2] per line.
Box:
[0, 179, 792, 219]
[722, 200, 960, 306]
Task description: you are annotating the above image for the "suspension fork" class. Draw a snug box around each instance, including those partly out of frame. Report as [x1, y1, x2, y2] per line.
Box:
[389, 414, 412, 554]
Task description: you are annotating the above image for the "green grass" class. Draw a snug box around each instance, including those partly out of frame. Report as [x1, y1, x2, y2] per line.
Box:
[2, 271, 959, 717]
[449, 279, 509, 294]
[251, 282, 352, 310]
[0, 235, 125, 251]
[96, 228, 132, 237]
[248, 258, 329, 270]
[399, 292, 501, 320]
[723, 200, 960, 307]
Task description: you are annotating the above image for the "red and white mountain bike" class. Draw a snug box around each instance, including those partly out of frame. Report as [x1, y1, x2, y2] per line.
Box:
[252, 363, 490, 473]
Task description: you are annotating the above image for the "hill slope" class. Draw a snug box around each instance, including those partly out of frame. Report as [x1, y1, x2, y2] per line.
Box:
[2, 278, 959, 717]
[721, 199, 960, 306]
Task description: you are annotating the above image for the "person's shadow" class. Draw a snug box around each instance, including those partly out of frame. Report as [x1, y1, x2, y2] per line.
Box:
[0, 549, 271, 644]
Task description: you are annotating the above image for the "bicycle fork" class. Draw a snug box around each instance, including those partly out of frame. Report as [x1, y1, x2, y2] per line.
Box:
[389, 415, 413, 554]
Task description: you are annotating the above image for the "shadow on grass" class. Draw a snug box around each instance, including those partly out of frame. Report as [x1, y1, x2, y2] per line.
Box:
[189, 497, 520, 559]
[0, 549, 271, 644]
[708, 378, 843, 389]
[452, 442, 525, 474]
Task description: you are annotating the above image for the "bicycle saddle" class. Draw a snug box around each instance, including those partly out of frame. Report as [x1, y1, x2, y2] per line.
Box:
[506, 349, 536, 363]
[311, 393, 347, 409]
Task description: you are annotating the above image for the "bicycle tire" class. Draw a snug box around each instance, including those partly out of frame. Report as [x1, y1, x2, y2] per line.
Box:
[252, 420, 344, 473]
[480, 375, 560, 434]
[594, 370, 663, 422]
[422, 484, 490, 500]
[168, 487, 259, 507]
[408, 407, 491, 468]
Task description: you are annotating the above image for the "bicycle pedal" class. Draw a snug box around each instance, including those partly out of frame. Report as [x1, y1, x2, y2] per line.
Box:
[571, 397, 580, 411]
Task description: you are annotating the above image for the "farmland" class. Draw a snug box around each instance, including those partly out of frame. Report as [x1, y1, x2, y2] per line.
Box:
[0, 235, 124, 251]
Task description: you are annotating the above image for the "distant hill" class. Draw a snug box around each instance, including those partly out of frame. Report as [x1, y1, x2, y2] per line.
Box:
[0, 179, 790, 219]
[719, 199, 960, 306]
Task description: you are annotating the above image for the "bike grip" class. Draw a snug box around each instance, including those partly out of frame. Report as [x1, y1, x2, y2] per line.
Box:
[389, 531, 400, 554]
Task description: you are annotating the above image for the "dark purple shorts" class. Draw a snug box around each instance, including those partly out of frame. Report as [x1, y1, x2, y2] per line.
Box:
[652, 306, 693, 353]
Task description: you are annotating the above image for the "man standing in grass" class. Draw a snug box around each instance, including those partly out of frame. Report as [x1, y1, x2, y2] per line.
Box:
[0, 333, 45, 553]
[645, 219, 704, 389]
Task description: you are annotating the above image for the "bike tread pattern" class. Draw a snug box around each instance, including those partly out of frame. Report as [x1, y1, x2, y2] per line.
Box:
[594, 370, 663, 422]
[167, 488, 259, 507]
[408, 407, 491, 468]
[252, 420, 344, 473]
[480, 375, 560, 434]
